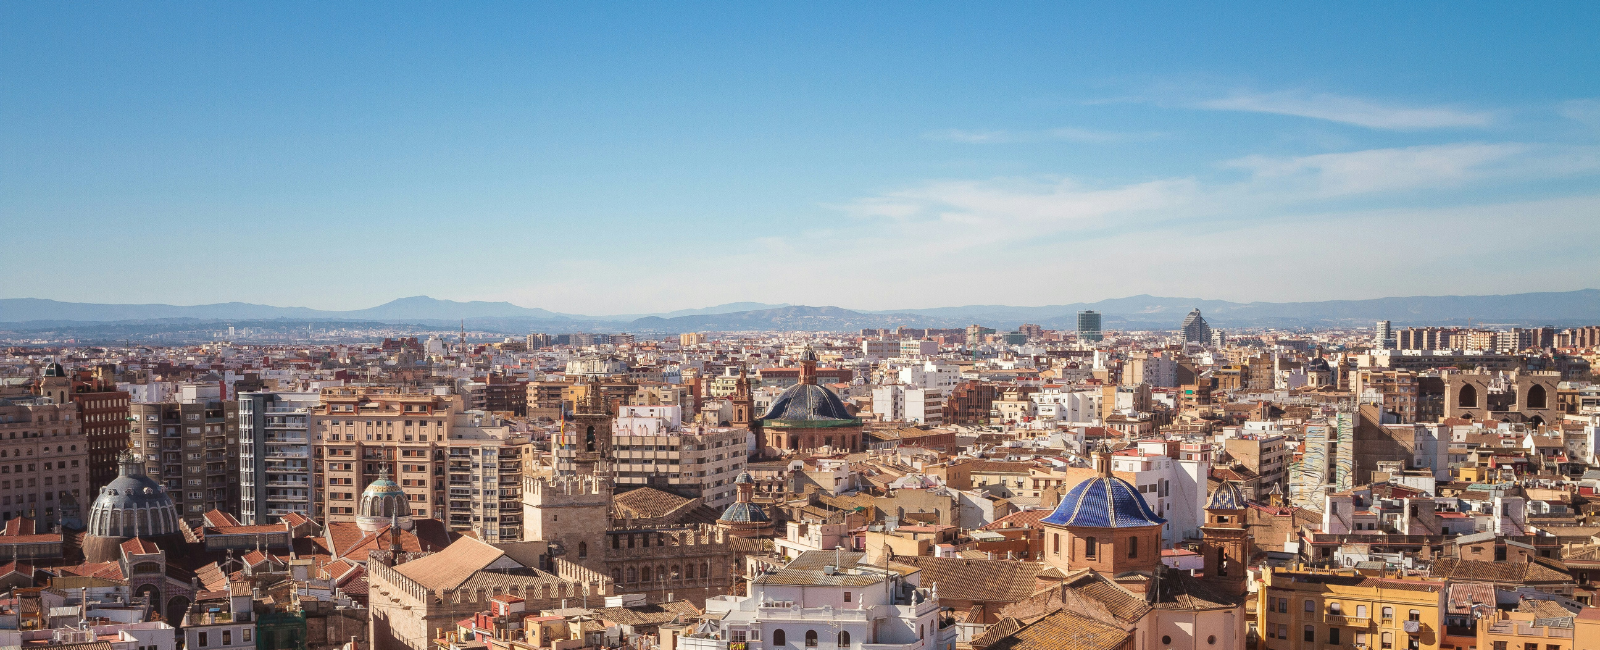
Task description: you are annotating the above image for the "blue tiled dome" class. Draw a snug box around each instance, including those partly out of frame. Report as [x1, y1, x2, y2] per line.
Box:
[1042, 476, 1165, 528]
[718, 501, 769, 523]
[1206, 481, 1247, 510]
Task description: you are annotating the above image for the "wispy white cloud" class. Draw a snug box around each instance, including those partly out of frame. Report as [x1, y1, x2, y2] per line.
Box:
[1198, 90, 1495, 130]
[1561, 98, 1600, 130]
[924, 127, 1160, 144]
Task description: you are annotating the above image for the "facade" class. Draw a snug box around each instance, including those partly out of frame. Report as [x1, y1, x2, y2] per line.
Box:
[1257, 566, 1445, 650]
[312, 386, 454, 524]
[686, 551, 946, 650]
[443, 410, 526, 542]
[872, 386, 945, 425]
[238, 391, 319, 524]
[1182, 309, 1212, 344]
[35, 363, 130, 494]
[128, 385, 241, 525]
[0, 392, 89, 527]
[1078, 310, 1104, 342]
[611, 405, 750, 507]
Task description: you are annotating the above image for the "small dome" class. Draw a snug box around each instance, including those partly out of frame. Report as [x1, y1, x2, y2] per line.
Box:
[718, 501, 769, 523]
[1307, 358, 1331, 372]
[41, 362, 66, 377]
[798, 346, 818, 362]
[1206, 482, 1248, 510]
[1042, 476, 1165, 528]
[733, 471, 755, 485]
[356, 469, 412, 533]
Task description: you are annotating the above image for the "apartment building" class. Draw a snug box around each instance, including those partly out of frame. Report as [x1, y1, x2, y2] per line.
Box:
[610, 405, 751, 508]
[870, 386, 945, 425]
[34, 363, 130, 493]
[312, 386, 454, 524]
[1257, 566, 1445, 650]
[128, 383, 241, 524]
[442, 409, 526, 542]
[1223, 432, 1290, 499]
[238, 391, 319, 524]
[0, 392, 89, 526]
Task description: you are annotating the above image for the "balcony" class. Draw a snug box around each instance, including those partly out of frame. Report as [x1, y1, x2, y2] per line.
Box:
[1323, 614, 1371, 628]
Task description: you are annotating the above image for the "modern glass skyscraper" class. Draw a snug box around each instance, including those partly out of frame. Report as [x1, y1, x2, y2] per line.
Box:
[1181, 309, 1211, 343]
[1077, 310, 1103, 342]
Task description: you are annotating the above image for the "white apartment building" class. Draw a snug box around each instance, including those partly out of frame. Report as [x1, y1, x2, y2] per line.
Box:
[1031, 388, 1100, 423]
[897, 360, 961, 392]
[898, 339, 940, 358]
[238, 391, 320, 524]
[872, 386, 944, 425]
[1115, 441, 1211, 546]
[687, 551, 949, 650]
[611, 405, 751, 508]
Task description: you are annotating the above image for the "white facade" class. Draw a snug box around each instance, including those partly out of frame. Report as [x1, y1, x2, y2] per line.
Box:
[688, 553, 948, 650]
[238, 391, 320, 524]
[1114, 448, 1209, 546]
[1031, 388, 1099, 422]
[897, 361, 960, 392]
[863, 339, 899, 361]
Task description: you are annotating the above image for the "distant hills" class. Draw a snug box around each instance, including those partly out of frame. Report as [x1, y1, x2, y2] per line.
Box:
[3, 290, 1597, 335]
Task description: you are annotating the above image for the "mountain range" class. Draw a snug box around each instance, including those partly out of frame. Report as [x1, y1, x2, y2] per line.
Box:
[3, 290, 1597, 334]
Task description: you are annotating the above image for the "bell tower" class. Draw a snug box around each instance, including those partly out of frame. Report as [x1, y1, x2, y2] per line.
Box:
[1200, 481, 1250, 597]
[730, 364, 754, 429]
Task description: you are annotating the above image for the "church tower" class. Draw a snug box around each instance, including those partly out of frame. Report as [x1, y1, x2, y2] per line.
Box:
[729, 364, 754, 429]
[557, 379, 614, 475]
[1200, 481, 1250, 597]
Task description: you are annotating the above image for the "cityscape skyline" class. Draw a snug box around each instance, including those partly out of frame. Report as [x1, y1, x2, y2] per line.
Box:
[4, 3, 1599, 313]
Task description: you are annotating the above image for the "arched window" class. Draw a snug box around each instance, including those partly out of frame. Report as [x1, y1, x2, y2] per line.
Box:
[1053, 533, 1060, 555]
[585, 426, 596, 452]
[1458, 384, 1478, 408]
[1527, 384, 1548, 409]
[838, 631, 850, 646]
[772, 630, 785, 646]
[685, 564, 695, 579]
[702, 561, 710, 578]
[578, 542, 588, 558]
[641, 567, 651, 582]
[671, 564, 681, 579]
[804, 630, 818, 647]
[612, 569, 622, 583]
[626, 567, 637, 582]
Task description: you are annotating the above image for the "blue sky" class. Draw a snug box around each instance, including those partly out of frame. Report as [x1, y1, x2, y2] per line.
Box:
[3, 3, 1598, 314]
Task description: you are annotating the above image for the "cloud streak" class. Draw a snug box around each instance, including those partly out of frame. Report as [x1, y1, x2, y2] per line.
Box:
[1198, 91, 1495, 129]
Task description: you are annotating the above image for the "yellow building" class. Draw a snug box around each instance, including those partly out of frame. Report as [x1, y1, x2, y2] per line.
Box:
[1258, 567, 1445, 650]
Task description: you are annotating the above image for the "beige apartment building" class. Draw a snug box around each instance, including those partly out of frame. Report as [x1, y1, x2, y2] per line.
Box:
[0, 391, 89, 527]
[313, 386, 453, 523]
[312, 385, 526, 541]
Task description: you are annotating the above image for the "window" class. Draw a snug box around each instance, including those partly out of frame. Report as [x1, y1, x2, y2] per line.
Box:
[1084, 537, 1097, 559]
[804, 630, 818, 647]
[844, 592, 852, 602]
[199, 632, 209, 647]
[1305, 599, 1315, 612]
[1491, 641, 1506, 650]
[1329, 602, 1342, 614]
[772, 630, 785, 646]
[1382, 607, 1394, 620]
[1328, 628, 1340, 645]
[838, 631, 850, 646]
[578, 542, 587, 558]
[1128, 536, 1138, 558]
[1053, 533, 1060, 555]
[1304, 625, 1315, 642]
[1278, 598, 1288, 613]
[1409, 609, 1420, 622]
[1357, 605, 1368, 618]
[224, 631, 232, 646]
[1382, 631, 1393, 649]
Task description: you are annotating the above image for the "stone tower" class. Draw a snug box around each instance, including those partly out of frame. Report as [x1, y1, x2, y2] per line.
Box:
[557, 379, 615, 475]
[1200, 481, 1250, 598]
[522, 473, 611, 573]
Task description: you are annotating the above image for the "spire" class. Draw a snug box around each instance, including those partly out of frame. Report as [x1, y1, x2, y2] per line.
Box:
[799, 346, 818, 386]
[1093, 442, 1112, 477]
